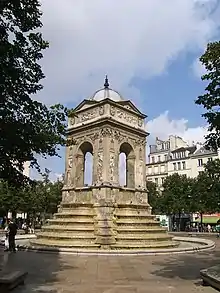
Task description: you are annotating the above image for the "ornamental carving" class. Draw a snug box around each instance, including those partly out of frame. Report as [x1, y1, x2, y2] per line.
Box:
[99, 106, 104, 115]
[79, 108, 97, 122]
[88, 132, 99, 142]
[68, 157, 73, 169]
[116, 109, 138, 125]
[69, 117, 75, 125]
[138, 118, 143, 127]
[97, 151, 103, 182]
[134, 138, 146, 147]
[101, 128, 112, 137]
[109, 153, 115, 181]
[110, 106, 116, 116]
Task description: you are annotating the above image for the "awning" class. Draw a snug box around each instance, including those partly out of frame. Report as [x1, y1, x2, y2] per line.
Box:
[195, 216, 220, 224]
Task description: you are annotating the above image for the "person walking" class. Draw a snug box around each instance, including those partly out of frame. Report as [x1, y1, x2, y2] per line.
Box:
[4, 222, 9, 251]
[8, 219, 17, 252]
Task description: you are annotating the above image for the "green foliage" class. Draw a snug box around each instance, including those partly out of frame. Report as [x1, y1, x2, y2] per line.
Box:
[160, 173, 194, 215]
[192, 159, 220, 214]
[0, 173, 63, 218]
[195, 41, 220, 149]
[0, 0, 67, 186]
[146, 180, 162, 214]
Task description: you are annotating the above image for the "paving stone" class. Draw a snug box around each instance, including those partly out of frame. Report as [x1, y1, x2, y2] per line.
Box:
[0, 236, 219, 292]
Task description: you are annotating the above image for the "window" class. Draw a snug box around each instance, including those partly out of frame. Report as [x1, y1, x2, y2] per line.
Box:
[178, 162, 181, 170]
[208, 158, 213, 162]
[182, 161, 186, 170]
[161, 177, 164, 184]
[152, 156, 155, 163]
[155, 178, 158, 185]
[158, 155, 161, 162]
[173, 163, 176, 170]
[198, 159, 203, 167]
[164, 155, 167, 161]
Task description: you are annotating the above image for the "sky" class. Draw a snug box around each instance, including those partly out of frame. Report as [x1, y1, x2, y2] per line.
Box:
[31, 0, 220, 181]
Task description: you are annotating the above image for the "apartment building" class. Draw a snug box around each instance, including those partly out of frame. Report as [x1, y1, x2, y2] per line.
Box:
[146, 135, 218, 186]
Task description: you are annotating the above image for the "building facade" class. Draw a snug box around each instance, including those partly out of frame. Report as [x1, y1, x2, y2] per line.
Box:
[146, 135, 218, 186]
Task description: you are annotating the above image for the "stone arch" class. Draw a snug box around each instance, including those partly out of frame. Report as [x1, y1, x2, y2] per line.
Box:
[75, 141, 93, 187]
[119, 142, 135, 188]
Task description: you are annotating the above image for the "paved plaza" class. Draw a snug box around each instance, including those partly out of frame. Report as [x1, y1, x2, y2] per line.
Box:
[0, 236, 220, 293]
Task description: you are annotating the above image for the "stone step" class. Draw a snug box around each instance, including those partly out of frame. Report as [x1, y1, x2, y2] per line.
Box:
[31, 238, 100, 248]
[54, 213, 94, 219]
[115, 213, 156, 221]
[116, 234, 172, 241]
[117, 227, 167, 233]
[48, 219, 94, 225]
[42, 225, 95, 233]
[61, 203, 93, 209]
[115, 212, 155, 217]
[116, 219, 160, 225]
[36, 232, 96, 241]
[112, 241, 178, 249]
[58, 210, 95, 215]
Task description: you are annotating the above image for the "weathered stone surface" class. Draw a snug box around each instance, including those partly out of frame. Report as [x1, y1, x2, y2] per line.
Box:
[32, 89, 176, 250]
[201, 265, 220, 290]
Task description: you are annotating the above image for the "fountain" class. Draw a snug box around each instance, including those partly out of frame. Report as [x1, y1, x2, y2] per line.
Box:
[31, 77, 177, 251]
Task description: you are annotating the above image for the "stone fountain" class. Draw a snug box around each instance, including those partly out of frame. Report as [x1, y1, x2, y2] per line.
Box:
[31, 77, 177, 251]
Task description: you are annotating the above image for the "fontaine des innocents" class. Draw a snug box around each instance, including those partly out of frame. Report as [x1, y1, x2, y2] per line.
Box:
[31, 77, 177, 250]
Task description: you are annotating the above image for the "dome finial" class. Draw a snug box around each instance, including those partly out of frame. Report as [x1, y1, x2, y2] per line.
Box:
[104, 75, 109, 89]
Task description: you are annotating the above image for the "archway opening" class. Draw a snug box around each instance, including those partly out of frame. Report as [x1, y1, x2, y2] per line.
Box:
[119, 142, 135, 188]
[84, 152, 93, 186]
[119, 153, 126, 186]
[76, 141, 93, 187]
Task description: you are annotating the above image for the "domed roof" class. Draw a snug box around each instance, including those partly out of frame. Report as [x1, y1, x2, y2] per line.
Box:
[90, 76, 123, 102]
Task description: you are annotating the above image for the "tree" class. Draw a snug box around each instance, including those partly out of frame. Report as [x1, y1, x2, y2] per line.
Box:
[195, 41, 220, 150]
[146, 180, 162, 214]
[160, 173, 194, 231]
[0, 0, 67, 186]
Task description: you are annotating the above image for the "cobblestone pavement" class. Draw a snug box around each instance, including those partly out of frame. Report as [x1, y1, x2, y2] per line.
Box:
[0, 236, 220, 292]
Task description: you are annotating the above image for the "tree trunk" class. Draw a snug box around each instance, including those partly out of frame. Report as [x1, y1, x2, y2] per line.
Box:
[178, 211, 181, 232]
[200, 212, 203, 232]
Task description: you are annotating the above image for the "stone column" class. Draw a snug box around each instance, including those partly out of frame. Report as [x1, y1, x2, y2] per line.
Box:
[75, 154, 84, 187]
[126, 154, 135, 188]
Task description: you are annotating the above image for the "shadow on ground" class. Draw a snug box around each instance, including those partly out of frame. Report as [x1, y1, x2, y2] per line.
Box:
[0, 247, 74, 293]
[151, 248, 220, 281]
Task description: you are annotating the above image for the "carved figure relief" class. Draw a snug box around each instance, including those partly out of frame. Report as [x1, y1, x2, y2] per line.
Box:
[116, 109, 137, 125]
[66, 172, 72, 186]
[109, 153, 115, 181]
[69, 117, 75, 125]
[97, 151, 103, 182]
[80, 109, 97, 122]
[62, 191, 72, 203]
[110, 106, 116, 116]
[138, 118, 143, 127]
[99, 106, 104, 115]
[138, 161, 143, 184]
[68, 157, 73, 169]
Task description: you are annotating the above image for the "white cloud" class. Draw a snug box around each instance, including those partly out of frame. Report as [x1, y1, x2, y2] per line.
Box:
[147, 111, 208, 144]
[37, 0, 220, 104]
[192, 57, 207, 78]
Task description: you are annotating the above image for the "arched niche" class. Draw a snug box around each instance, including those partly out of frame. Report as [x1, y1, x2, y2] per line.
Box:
[119, 142, 135, 188]
[75, 141, 93, 187]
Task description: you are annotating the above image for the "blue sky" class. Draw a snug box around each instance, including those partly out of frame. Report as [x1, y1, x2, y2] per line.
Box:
[31, 0, 220, 181]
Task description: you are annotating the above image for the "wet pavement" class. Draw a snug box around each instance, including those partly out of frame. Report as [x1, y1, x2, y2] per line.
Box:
[0, 236, 220, 292]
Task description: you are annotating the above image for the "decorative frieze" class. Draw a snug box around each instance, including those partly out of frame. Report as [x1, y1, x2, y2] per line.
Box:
[97, 151, 103, 182]
[109, 152, 115, 181]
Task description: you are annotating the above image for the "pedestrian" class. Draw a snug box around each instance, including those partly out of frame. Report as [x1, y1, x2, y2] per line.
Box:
[4, 222, 9, 251]
[8, 219, 17, 252]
